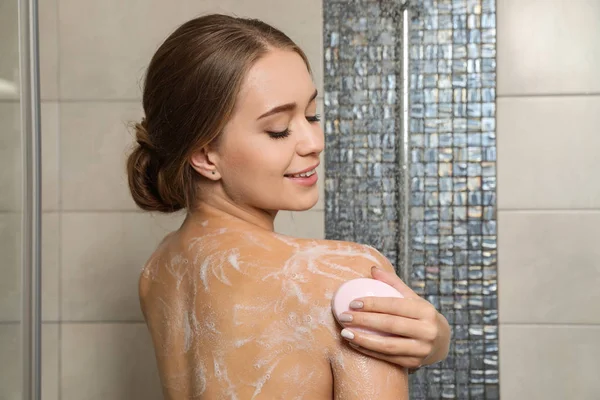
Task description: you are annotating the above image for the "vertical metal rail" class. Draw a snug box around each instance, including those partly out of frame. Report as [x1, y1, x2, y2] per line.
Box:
[19, 0, 42, 397]
[398, 0, 411, 284]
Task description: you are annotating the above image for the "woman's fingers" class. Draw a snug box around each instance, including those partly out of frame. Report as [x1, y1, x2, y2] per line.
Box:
[341, 311, 438, 341]
[352, 296, 438, 321]
[370, 266, 418, 299]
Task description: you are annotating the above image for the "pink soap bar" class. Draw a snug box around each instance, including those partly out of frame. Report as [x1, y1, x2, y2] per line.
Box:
[331, 278, 404, 336]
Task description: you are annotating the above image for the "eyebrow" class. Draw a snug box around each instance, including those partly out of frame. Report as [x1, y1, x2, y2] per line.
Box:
[256, 89, 319, 120]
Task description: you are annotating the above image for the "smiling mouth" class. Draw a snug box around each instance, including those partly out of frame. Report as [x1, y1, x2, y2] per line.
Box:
[285, 169, 317, 178]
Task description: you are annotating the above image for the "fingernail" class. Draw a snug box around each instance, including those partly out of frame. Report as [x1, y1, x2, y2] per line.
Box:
[371, 265, 382, 272]
[340, 329, 355, 340]
[349, 301, 364, 309]
[338, 313, 353, 322]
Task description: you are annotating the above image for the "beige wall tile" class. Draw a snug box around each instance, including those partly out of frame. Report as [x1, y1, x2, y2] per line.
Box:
[60, 102, 141, 211]
[0, 324, 20, 399]
[42, 213, 60, 321]
[498, 211, 600, 324]
[42, 323, 60, 400]
[58, 0, 323, 100]
[0, 213, 20, 321]
[42, 102, 60, 211]
[58, 0, 181, 100]
[0, 102, 23, 210]
[498, 0, 600, 95]
[39, 0, 59, 100]
[0, 323, 59, 400]
[61, 212, 184, 321]
[497, 96, 600, 209]
[0, 213, 60, 322]
[274, 210, 325, 239]
[0, 102, 60, 211]
[500, 324, 600, 399]
[61, 323, 162, 400]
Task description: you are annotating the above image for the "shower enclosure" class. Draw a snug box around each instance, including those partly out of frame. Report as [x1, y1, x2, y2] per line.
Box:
[323, 0, 499, 398]
[1, 0, 42, 398]
[2, 0, 498, 398]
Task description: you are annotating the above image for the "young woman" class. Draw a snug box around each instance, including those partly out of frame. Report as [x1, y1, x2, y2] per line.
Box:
[127, 13, 450, 399]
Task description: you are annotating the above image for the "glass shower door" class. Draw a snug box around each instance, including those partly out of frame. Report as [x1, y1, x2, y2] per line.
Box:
[0, 0, 26, 397]
[0, 0, 42, 398]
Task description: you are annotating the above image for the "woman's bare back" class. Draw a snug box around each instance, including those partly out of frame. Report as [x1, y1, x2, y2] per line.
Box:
[140, 215, 408, 399]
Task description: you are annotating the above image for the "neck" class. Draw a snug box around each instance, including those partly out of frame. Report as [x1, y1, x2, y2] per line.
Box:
[188, 199, 277, 232]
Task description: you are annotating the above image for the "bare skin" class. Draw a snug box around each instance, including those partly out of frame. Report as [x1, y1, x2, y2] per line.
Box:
[140, 208, 409, 400]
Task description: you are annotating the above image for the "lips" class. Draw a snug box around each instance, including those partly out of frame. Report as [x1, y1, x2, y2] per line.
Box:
[285, 162, 320, 177]
[286, 169, 316, 178]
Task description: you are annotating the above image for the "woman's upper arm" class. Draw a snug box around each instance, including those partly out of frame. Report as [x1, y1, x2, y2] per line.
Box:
[311, 240, 409, 398]
[330, 344, 409, 400]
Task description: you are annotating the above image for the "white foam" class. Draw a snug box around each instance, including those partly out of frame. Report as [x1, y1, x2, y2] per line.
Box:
[145, 226, 394, 398]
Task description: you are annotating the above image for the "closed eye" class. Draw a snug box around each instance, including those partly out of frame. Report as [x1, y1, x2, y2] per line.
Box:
[307, 114, 321, 123]
[267, 114, 321, 140]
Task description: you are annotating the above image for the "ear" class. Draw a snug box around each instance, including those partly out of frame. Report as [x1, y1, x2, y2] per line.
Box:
[190, 147, 220, 180]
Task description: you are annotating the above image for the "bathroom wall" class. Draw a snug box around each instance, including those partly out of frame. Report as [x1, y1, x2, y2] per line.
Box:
[2, 0, 599, 398]
[496, 0, 600, 398]
[322, 0, 500, 397]
[323, 0, 600, 399]
[0, 1, 324, 398]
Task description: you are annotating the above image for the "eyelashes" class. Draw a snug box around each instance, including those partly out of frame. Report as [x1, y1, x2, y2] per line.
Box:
[267, 114, 321, 140]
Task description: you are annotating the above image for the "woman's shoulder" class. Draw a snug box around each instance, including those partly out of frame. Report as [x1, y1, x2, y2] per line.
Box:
[288, 237, 394, 270]
[268, 236, 396, 290]
[200, 229, 391, 270]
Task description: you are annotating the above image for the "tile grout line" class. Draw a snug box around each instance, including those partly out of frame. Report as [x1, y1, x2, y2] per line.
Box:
[497, 92, 600, 99]
[497, 209, 600, 213]
[499, 322, 600, 327]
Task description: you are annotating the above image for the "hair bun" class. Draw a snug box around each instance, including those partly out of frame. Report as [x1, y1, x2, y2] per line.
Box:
[135, 118, 156, 152]
[126, 119, 183, 213]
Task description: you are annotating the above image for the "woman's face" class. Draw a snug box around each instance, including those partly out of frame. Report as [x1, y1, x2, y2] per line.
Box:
[212, 49, 324, 213]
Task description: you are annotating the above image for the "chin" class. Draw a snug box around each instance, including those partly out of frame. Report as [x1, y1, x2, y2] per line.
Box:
[285, 193, 319, 211]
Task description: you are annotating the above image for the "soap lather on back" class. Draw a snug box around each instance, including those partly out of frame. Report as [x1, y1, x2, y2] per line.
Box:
[140, 224, 409, 399]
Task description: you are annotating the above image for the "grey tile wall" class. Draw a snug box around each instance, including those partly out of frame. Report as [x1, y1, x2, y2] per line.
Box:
[323, 0, 405, 267]
[323, 0, 498, 398]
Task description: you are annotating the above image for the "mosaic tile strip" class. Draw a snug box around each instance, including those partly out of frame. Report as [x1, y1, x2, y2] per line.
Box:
[324, 0, 498, 399]
[323, 0, 406, 272]
[408, 0, 498, 398]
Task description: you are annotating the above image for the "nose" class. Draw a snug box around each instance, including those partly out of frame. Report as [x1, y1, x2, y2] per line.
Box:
[296, 117, 324, 157]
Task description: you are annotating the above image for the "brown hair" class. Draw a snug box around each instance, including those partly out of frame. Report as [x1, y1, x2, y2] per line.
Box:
[126, 14, 311, 213]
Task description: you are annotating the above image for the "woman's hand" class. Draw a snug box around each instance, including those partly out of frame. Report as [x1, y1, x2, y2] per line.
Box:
[338, 266, 451, 370]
